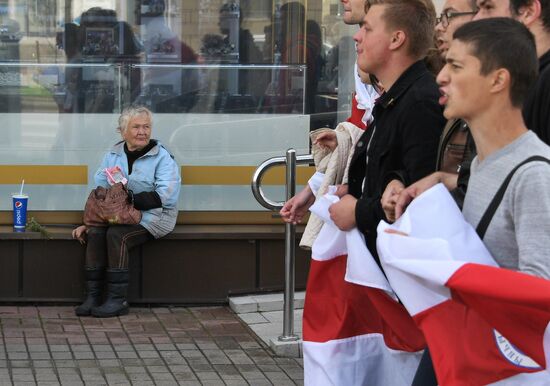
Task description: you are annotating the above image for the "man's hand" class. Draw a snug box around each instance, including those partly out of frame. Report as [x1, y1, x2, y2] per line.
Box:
[334, 184, 349, 198]
[280, 186, 315, 225]
[329, 194, 357, 231]
[314, 131, 338, 151]
[394, 172, 458, 219]
[381, 179, 405, 222]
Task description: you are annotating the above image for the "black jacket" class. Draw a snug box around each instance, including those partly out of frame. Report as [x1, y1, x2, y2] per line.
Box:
[347, 60, 445, 258]
[523, 49, 550, 145]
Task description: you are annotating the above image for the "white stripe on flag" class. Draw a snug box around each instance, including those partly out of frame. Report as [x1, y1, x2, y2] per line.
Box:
[303, 334, 423, 386]
[310, 188, 394, 294]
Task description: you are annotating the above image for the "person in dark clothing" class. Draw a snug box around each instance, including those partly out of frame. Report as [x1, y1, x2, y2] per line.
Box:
[327, 0, 445, 262]
[523, 38, 550, 144]
[72, 7, 142, 113]
[391, 0, 550, 220]
[382, 0, 478, 220]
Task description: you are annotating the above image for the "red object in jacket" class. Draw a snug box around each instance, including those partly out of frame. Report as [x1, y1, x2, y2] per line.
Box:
[346, 93, 367, 130]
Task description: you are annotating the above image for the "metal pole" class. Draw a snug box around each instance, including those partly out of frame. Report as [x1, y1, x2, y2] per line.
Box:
[279, 149, 299, 342]
[251, 150, 313, 342]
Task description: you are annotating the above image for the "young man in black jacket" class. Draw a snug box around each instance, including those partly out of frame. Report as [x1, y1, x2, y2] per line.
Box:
[380, 0, 478, 220]
[327, 0, 446, 261]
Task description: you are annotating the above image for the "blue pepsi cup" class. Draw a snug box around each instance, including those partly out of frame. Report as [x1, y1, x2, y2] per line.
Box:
[12, 194, 28, 231]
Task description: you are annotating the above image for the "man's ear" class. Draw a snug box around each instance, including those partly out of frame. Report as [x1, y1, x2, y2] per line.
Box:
[517, 0, 541, 27]
[490, 68, 510, 95]
[389, 30, 406, 50]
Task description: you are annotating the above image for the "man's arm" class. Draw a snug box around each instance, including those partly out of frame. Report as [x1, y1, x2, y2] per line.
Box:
[356, 99, 445, 233]
[512, 165, 550, 280]
[280, 185, 315, 225]
[394, 171, 458, 219]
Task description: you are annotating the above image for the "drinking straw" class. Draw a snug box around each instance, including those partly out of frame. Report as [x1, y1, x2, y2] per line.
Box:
[19, 179, 24, 196]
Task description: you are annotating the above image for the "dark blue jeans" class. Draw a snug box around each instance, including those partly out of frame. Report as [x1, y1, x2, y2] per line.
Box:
[412, 348, 438, 386]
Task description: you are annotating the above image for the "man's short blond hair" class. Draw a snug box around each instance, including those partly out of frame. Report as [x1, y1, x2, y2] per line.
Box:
[366, 0, 436, 59]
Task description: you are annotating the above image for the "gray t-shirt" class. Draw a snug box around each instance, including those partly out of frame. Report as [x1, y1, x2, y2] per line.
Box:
[462, 131, 550, 279]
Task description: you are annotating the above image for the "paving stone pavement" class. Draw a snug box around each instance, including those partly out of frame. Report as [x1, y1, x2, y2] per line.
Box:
[0, 306, 304, 386]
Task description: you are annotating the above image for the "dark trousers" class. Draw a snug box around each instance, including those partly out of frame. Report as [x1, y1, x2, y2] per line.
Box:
[412, 348, 438, 386]
[86, 225, 153, 269]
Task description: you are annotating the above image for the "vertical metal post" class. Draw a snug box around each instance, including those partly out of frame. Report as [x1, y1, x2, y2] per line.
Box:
[279, 149, 299, 342]
[251, 150, 313, 342]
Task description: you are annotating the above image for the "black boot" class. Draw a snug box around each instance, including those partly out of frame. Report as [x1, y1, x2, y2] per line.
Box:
[75, 267, 104, 317]
[91, 268, 129, 318]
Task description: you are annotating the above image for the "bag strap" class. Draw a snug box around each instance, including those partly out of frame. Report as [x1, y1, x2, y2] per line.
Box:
[476, 155, 550, 239]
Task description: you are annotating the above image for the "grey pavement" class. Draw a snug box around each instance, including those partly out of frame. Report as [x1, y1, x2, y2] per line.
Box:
[229, 293, 304, 358]
[0, 304, 304, 385]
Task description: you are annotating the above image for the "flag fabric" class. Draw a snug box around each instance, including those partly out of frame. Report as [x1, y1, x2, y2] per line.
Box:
[303, 188, 425, 386]
[377, 184, 550, 385]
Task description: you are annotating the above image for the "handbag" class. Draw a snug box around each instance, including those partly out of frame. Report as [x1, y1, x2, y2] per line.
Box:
[83, 182, 142, 227]
[439, 119, 470, 174]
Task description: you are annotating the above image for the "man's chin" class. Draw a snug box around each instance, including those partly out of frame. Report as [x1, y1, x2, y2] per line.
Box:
[342, 12, 352, 24]
[356, 60, 372, 75]
[436, 42, 448, 56]
[443, 106, 456, 120]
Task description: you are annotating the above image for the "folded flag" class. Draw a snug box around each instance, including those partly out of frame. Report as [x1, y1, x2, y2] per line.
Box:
[377, 184, 550, 385]
[303, 188, 425, 386]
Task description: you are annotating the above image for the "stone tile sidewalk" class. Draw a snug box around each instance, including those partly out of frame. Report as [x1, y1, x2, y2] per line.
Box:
[0, 306, 303, 386]
[229, 293, 304, 358]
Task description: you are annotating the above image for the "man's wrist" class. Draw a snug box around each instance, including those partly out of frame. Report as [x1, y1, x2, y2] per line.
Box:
[437, 172, 459, 190]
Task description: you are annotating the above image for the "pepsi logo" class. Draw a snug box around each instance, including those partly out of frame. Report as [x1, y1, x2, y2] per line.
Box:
[15, 201, 23, 209]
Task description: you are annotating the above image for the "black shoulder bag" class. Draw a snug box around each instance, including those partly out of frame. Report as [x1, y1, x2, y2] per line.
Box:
[475, 155, 550, 239]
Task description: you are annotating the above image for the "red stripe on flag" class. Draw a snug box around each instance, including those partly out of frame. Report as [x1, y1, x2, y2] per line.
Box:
[414, 298, 541, 386]
[447, 263, 550, 369]
[303, 254, 425, 351]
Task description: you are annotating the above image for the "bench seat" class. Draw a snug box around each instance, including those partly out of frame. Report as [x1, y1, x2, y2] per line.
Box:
[0, 224, 309, 304]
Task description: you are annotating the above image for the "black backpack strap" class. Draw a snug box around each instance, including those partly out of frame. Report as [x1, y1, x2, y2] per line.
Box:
[476, 155, 550, 239]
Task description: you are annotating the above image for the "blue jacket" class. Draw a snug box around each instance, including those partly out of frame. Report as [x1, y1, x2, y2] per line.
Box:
[94, 140, 181, 238]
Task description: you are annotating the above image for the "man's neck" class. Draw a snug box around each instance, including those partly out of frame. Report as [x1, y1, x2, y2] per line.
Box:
[376, 56, 418, 91]
[467, 105, 528, 161]
[530, 23, 550, 58]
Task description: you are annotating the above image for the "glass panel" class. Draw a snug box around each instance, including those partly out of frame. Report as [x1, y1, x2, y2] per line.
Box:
[2, 0, 346, 124]
[0, 63, 121, 113]
[131, 64, 305, 114]
[0, 0, 371, 212]
[0, 63, 308, 211]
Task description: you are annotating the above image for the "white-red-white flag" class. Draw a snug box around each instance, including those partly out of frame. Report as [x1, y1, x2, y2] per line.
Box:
[303, 189, 425, 386]
[377, 184, 550, 385]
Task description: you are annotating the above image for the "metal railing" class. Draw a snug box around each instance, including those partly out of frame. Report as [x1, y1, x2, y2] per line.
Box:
[251, 149, 314, 342]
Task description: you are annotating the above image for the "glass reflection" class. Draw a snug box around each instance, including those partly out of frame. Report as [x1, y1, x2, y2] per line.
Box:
[0, 0, 345, 125]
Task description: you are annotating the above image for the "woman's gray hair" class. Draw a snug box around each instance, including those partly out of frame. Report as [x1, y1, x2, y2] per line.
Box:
[117, 106, 153, 134]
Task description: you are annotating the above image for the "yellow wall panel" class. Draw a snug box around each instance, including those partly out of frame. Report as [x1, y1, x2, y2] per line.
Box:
[181, 166, 315, 185]
[0, 166, 88, 185]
